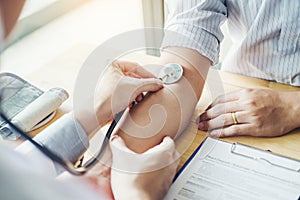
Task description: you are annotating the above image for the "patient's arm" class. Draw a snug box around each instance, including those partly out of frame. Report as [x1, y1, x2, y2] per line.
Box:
[117, 47, 211, 153]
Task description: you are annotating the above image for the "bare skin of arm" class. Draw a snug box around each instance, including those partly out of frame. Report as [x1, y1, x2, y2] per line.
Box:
[117, 47, 211, 153]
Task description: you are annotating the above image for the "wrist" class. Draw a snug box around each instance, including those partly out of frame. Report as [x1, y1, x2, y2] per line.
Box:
[74, 97, 114, 137]
[73, 110, 97, 137]
[280, 91, 300, 129]
[95, 99, 113, 126]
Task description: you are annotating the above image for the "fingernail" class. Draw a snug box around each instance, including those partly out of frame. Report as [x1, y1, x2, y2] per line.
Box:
[137, 95, 143, 102]
[155, 78, 164, 85]
[195, 116, 200, 124]
[200, 113, 207, 121]
[198, 122, 205, 130]
[129, 101, 135, 108]
[110, 135, 119, 141]
[209, 131, 220, 138]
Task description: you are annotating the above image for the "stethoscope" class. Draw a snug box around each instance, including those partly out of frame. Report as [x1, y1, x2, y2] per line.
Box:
[0, 63, 184, 176]
[158, 63, 183, 84]
[82, 63, 184, 172]
[82, 63, 184, 173]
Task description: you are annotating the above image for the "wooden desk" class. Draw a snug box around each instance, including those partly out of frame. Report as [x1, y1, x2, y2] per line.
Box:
[18, 45, 300, 168]
[177, 70, 300, 168]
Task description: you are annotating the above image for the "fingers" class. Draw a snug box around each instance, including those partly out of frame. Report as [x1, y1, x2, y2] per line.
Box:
[121, 77, 163, 109]
[110, 135, 132, 153]
[110, 136, 179, 200]
[128, 78, 163, 103]
[144, 136, 177, 155]
[110, 135, 176, 156]
[198, 110, 257, 138]
[197, 91, 243, 131]
[198, 91, 242, 122]
[197, 89, 285, 138]
[111, 62, 163, 106]
[135, 93, 144, 102]
[112, 61, 140, 73]
[113, 61, 156, 78]
[201, 101, 241, 120]
[198, 112, 234, 130]
[110, 76, 163, 115]
[198, 111, 248, 130]
[110, 135, 179, 173]
[127, 67, 156, 78]
[209, 124, 253, 138]
[211, 90, 240, 107]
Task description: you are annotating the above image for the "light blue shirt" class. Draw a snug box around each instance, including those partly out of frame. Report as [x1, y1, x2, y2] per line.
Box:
[163, 0, 300, 86]
[0, 114, 104, 200]
[17, 113, 89, 174]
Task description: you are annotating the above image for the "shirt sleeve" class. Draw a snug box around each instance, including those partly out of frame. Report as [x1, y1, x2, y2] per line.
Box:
[0, 144, 106, 200]
[162, 0, 227, 65]
[16, 112, 89, 175]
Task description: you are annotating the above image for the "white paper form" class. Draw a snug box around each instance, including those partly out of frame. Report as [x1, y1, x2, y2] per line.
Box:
[165, 137, 300, 200]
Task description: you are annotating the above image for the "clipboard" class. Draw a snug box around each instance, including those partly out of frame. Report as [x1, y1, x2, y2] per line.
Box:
[165, 137, 300, 200]
[173, 137, 209, 182]
[230, 142, 300, 173]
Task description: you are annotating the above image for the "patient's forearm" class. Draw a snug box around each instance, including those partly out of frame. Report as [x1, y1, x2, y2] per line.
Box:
[117, 47, 211, 153]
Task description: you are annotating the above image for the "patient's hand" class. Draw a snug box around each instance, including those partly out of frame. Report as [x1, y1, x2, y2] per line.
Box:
[198, 89, 300, 137]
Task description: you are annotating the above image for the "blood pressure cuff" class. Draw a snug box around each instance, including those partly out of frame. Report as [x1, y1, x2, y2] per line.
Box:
[0, 72, 68, 140]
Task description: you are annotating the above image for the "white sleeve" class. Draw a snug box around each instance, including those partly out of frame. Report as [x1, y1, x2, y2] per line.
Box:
[0, 143, 106, 200]
[16, 112, 89, 175]
[162, 0, 227, 65]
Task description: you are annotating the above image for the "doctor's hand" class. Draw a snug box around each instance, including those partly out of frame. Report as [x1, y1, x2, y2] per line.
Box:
[75, 61, 163, 135]
[110, 136, 180, 200]
[198, 88, 300, 137]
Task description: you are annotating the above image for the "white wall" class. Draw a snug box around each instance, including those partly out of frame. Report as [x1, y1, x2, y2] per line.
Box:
[1, 0, 144, 75]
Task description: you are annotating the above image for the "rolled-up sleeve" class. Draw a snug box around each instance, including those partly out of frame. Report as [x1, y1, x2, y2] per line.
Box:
[162, 0, 227, 65]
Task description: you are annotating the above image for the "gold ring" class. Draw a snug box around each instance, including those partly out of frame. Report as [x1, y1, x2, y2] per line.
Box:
[231, 112, 238, 125]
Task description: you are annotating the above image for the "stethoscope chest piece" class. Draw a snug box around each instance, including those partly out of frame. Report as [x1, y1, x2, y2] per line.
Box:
[158, 63, 183, 84]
